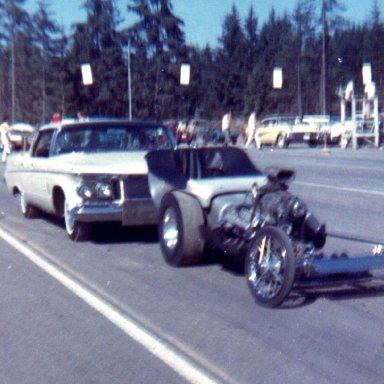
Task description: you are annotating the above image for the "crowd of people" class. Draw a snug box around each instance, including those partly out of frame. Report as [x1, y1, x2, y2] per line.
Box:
[175, 119, 196, 145]
[173, 110, 260, 148]
[221, 110, 260, 148]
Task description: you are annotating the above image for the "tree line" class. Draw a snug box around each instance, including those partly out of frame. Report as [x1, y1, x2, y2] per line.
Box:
[0, 0, 383, 125]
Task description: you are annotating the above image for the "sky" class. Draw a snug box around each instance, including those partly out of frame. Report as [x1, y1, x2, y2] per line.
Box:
[25, 0, 383, 47]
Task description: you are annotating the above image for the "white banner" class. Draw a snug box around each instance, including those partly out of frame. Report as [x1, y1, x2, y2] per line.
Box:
[362, 63, 372, 85]
[273, 67, 283, 89]
[81, 63, 93, 86]
[180, 63, 190, 86]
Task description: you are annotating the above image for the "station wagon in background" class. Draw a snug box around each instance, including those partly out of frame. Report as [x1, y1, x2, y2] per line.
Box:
[5, 123, 35, 151]
[4, 119, 176, 240]
[257, 115, 320, 148]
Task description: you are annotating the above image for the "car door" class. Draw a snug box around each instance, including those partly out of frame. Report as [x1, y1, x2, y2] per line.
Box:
[25, 129, 56, 210]
[258, 119, 277, 145]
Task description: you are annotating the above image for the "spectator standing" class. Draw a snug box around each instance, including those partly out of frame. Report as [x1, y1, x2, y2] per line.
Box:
[187, 120, 196, 145]
[244, 111, 260, 149]
[222, 111, 232, 146]
[51, 108, 63, 123]
[176, 120, 187, 144]
[0, 116, 11, 163]
[77, 111, 88, 122]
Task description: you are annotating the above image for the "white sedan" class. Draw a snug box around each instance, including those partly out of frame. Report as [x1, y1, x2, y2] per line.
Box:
[4, 119, 176, 240]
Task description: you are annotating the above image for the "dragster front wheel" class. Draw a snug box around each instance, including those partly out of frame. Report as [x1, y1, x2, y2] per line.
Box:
[245, 226, 295, 307]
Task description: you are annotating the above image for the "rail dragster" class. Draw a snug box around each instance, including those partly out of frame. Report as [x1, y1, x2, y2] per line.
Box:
[146, 147, 384, 307]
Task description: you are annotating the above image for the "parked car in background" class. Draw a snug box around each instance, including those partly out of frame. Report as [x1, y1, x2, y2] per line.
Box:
[4, 119, 176, 241]
[326, 119, 354, 146]
[257, 115, 320, 148]
[9, 123, 35, 150]
[198, 127, 239, 146]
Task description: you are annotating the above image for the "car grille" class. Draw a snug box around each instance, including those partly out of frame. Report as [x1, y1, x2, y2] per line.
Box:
[123, 175, 151, 199]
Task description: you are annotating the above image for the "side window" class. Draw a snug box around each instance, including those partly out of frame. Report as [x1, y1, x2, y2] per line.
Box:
[32, 130, 54, 158]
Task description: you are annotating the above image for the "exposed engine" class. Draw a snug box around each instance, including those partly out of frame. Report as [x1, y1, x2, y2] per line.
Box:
[216, 168, 326, 256]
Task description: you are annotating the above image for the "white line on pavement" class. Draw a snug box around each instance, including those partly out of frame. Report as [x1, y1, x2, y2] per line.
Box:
[0, 227, 219, 384]
[296, 181, 384, 196]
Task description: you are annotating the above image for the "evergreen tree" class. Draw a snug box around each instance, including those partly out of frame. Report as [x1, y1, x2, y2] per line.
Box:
[293, 0, 316, 116]
[65, 0, 125, 117]
[363, 0, 384, 107]
[66, 22, 93, 116]
[0, 0, 31, 122]
[216, 5, 246, 115]
[32, 0, 63, 123]
[187, 45, 221, 119]
[320, 0, 345, 114]
[243, 6, 259, 114]
[126, 0, 186, 119]
[0, 1, 383, 124]
[254, 9, 296, 115]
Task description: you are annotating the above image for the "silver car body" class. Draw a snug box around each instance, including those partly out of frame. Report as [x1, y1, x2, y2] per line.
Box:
[146, 147, 268, 230]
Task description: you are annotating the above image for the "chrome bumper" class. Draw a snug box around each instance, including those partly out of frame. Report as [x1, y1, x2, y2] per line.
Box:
[287, 132, 319, 142]
[74, 198, 157, 226]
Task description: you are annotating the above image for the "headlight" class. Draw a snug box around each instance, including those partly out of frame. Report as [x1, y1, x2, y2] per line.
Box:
[78, 184, 93, 199]
[77, 180, 115, 200]
[290, 197, 306, 218]
[94, 182, 113, 199]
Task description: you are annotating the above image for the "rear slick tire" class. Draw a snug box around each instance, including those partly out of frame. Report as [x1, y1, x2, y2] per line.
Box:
[159, 191, 205, 266]
[245, 226, 295, 307]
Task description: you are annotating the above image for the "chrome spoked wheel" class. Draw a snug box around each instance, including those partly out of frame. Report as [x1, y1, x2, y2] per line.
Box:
[162, 206, 179, 252]
[246, 226, 295, 307]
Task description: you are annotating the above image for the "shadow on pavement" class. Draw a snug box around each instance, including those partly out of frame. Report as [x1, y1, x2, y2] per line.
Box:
[42, 213, 159, 244]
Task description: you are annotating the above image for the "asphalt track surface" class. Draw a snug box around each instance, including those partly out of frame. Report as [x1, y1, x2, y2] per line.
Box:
[0, 145, 384, 384]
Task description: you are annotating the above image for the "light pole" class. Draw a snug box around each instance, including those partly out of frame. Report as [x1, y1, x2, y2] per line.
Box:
[127, 40, 132, 121]
[320, 0, 327, 116]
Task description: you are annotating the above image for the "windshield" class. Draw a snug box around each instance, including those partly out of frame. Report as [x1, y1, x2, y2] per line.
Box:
[52, 123, 174, 155]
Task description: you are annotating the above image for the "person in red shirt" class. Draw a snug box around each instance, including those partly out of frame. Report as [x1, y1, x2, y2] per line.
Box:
[51, 108, 63, 123]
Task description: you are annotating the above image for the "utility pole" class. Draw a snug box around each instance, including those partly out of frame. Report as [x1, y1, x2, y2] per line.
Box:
[127, 39, 132, 121]
[11, 39, 15, 124]
[320, 0, 327, 115]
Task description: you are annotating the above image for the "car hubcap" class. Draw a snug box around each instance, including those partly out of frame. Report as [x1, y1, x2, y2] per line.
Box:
[20, 192, 27, 214]
[162, 207, 178, 251]
[247, 235, 286, 300]
[64, 201, 75, 234]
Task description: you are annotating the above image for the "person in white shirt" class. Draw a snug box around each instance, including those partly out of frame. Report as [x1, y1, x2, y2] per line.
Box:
[244, 111, 260, 149]
[0, 116, 11, 163]
[222, 111, 232, 146]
